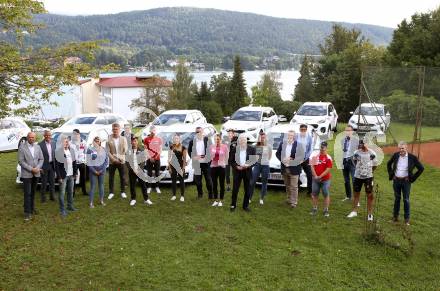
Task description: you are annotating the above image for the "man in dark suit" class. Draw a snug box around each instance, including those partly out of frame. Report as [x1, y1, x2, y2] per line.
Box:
[38, 130, 56, 202]
[276, 130, 302, 208]
[386, 141, 424, 225]
[18, 132, 44, 221]
[188, 126, 213, 199]
[340, 125, 359, 201]
[229, 134, 255, 211]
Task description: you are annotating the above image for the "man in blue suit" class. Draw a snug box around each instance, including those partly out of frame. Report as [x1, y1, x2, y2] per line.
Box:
[38, 130, 56, 202]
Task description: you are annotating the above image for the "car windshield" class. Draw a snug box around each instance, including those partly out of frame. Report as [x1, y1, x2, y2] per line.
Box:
[354, 106, 384, 116]
[297, 105, 327, 116]
[0, 120, 15, 129]
[65, 116, 97, 125]
[157, 132, 196, 149]
[268, 132, 285, 149]
[230, 110, 261, 121]
[153, 114, 186, 125]
[52, 132, 88, 145]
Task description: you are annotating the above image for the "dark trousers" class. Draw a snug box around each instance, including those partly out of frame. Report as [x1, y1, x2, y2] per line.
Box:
[194, 163, 213, 199]
[23, 177, 37, 215]
[40, 164, 55, 201]
[109, 163, 126, 194]
[393, 179, 411, 220]
[211, 166, 225, 200]
[301, 160, 312, 194]
[170, 168, 185, 197]
[128, 165, 148, 201]
[74, 163, 88, 196]
[231, 168, 251, 209]
[146, 159, 161, 188]
[225, 164, 231, 185]
[342, 158, 356, 198]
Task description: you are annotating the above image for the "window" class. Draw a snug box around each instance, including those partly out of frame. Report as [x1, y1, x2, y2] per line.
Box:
[297, 105, 327, 116]
[65, 116, 97, 125]
[101, 87, 111, 96]
[94, 118, 107, 125]
[153, 114, 186, 125]
[192, 113, 200, 121]
[231, 110, 262, 121]
[262, 112, 269, 118]
[0, 120, 15, 129]
[106, 116, 117, 124]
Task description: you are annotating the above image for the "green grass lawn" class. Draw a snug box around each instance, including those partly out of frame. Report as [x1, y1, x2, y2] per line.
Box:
[1, 146, 440, 289]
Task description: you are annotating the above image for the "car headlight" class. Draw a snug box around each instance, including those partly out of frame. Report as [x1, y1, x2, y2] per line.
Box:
[247, 127, 257, 131]
[317, 119, 326, 124]
[349, 119, 355, 124]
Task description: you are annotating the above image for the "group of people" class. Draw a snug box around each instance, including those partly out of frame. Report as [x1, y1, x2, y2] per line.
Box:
[18, 122, 424, 226]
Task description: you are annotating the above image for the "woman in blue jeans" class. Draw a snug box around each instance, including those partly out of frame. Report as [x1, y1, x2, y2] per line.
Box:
[249, 131, 272, 205]
[86, 136, 108, 208]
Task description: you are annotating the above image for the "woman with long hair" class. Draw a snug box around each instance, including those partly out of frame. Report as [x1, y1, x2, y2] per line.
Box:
[209, 133, 229, 207]
[86, 136, 108, 208]
[168, 134, 187, 202]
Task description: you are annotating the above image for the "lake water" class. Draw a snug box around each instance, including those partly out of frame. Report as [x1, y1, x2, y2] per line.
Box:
[39, 70, 300, 119]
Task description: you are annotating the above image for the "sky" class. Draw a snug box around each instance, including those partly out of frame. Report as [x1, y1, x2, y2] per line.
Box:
[41, 0, 439, 28]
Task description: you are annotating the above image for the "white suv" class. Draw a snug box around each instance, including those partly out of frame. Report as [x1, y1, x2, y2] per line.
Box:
[58, 113, 127, 134]
[348, 103, 390, 134]
[291, 102, 338, 137]
[142, 110, 207, 140]
[221, 106, 278, 143]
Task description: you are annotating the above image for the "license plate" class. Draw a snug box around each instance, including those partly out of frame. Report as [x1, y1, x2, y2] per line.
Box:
[358, 126, 370, 131]
[269, 173, 283, 180]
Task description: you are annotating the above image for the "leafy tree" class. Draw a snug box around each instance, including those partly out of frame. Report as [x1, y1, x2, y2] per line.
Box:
[251, 71, 282, 107]
[210, 73, 233, 116]
[230, 56, 250, 111]
[167, 59, 195, 109]
[294, 55, 315, 102]
[0, 0, 99, 119]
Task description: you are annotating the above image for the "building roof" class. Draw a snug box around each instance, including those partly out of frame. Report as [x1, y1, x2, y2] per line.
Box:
[97, 76, 172, 88]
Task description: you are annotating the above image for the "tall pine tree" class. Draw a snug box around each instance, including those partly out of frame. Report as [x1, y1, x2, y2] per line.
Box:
[230, 56, 249, 111]
[294, 55, 315, 102]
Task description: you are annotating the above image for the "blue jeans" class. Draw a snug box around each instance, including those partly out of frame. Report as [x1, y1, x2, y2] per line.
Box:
[89, 173, 105, 203]
[342, 158, 355, 198]
[312, 179, 331, 197]
[249, 164, 270, 200]
[59, 175, 74, 213]
[393, 179, 411, 220]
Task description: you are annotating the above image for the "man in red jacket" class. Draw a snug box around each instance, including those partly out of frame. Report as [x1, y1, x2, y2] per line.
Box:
[143, 126, 163, 194]
[310, 141, 333, 217]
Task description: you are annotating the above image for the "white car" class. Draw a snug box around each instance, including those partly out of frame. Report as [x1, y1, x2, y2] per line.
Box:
[348, 103, 390, 134]
[141, 110, 207, 141]
[261, 123, 321, 187]
[221, 106, 278, 143]
[58, 113, 128, 135]
[0, 117, 31, 152]
[291, 102, 338, 137]
[155, 123, 217, 184]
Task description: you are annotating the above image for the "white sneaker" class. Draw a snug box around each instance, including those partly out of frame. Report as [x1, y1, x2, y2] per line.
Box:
[180, 196, 185, 202]
[156, 187, 161, 194]
[89, 203, 94, 208]
[218, 201, 223, 207]
[212, 201, 219, 207]
[249, 199, 252, 204]
[147, 188, 152, 194]
[259, 199, 264, 205]
[367, 214, 374, 221]
[341, 197, 351, 202]
[357, 202, 361, 207]
[130, 200, 136, 206]
[144, 199, 153, 205]
[347, 211, 358, 218]
[171, 196, 177, 201]
[108, 193, 114, 200]
[121, 192, 127, 199]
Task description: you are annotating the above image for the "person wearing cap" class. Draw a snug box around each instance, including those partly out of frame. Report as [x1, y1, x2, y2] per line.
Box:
[276, 130, 302, 208]
[340, 125, 359, 201]
[249, 130, 272, 205]
[347, 139, 378, 221]
[310, 141, 333, 217]
[296, 124, 313, 195]
[224, 129, 238, 192]
[71, 129, 88, 197]
[188, 126, 213, 199]
[143, 125, 163, 195]
[386, 141, 424, 225]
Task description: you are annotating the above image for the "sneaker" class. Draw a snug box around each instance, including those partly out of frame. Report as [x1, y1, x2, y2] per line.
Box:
[60, 211, 68, 217]
[218, 201, 223, 207]
[226, 185, 231, 191]
[249, 199, 252, 204]
[230, 205, 236, 212]
[357, 202, 361, 207]
[180, 196, 185, 202]
[130, 200, 136, 206]
[405, 220, 410, 226]
[171, 196, 177, 201]
[347, 211, 358, 218]
[212, 201, 219, 207]
[259, 199, 264, 205]
[144, 199, 153, 205]
[100, 200, 106, 206]
[243, 207, 251, 212]
[121, 192, 127, 199]
[108, 193, 114, 200]
[89, 203, 95, 208]
[147, 188, 152, 194]
[367, 214, 374, 221]
[323, 209, 330, 217]
[67, 207, 78, 212]
[24, 214, 31, 221]
[310, 207, 318, 215]
[155, 187, 161, 194]
[341, 197, 351, 202]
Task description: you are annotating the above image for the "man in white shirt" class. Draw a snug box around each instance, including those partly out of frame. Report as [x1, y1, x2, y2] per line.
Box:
[18, 132, 44, 221]
[38, 130, 56, 202]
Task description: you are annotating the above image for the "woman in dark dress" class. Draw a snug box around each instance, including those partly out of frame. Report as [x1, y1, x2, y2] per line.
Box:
[168, 134, 187, 202]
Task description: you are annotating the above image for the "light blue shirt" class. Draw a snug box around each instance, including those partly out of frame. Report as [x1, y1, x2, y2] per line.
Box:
[296, 133, 312, 160]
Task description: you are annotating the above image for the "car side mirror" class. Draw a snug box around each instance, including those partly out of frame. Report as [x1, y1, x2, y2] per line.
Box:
[293, 111, 297, 115]
[349, 111, 354, 115]
[185, 120, 191, 123]
[262, 117, 269, 121]
[222, 116, 230, 123]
